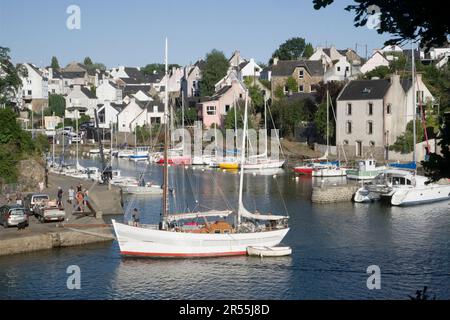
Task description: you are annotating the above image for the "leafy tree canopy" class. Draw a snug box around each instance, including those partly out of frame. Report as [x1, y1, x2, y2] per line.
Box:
[271, 37, 307, 63]
[46, 94, 66, 117]
[142, 63, 181, 76]
[0, 47, 27, 107]
[200, 49, 229, 97]
[51, 56, 60, 70]
[312, 0, 450, 49]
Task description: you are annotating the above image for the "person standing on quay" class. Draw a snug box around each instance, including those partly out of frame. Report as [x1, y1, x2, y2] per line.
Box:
[57, 187, 63, 207]
[15, 190, 22, 206]
[68, 186, 75, 205]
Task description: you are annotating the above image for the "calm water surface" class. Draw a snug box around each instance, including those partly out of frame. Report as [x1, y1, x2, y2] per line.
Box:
[0, 158, 449, 299]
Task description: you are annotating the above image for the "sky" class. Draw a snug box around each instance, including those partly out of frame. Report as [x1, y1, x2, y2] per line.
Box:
[0, 0, 392, 68]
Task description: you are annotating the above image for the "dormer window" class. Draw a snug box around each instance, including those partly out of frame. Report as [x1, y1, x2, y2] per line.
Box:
[362, 88, 371, 94]
[299, 70, 304, 79]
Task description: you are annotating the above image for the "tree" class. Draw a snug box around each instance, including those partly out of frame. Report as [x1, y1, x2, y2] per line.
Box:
[51, 56, 60, 70]
[314, 101, 335, 143]
[83, 57, 93, 66]
[271, 37, 307, 63]
[270, 99, 307, 137]
[312, 0, 450, 48]
[422, 115, 450, 181]
[175, 107, 198, 126]
[224, 106, 244, 130]
[142, 63, 181, 76]
[286, 76, 299, 93]
[46, 94, 66, 117]
[303, 43, 314, 59]
[363, 66, 391, 79]
[0, 47, 27, 107]
[274, 85, 285, 100]
[200, 49, 229, 97]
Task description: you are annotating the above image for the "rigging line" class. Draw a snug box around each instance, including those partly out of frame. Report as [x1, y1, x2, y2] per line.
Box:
[267, 103, 285, 159]
[208, 169, 234, 211]
[273, 175, 290, 217]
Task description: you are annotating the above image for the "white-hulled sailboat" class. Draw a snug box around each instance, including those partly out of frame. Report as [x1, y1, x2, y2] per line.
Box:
[112, 39, 289, 258]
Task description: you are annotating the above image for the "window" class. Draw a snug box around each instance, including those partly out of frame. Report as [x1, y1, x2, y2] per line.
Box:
[356, 141, 362, 157]
[368, 103, 373, 115]
[343, 140, 349, 145]
[367, 121, 373, 135]
[52, 89, 56, 94]
[386, 104, 392, 114]
[206, 106, 216, 116]
[239, 93, 243, 99]
[346, 121, 352, 134]
[416, 90, 424, 104]
[225, 105, 231, 112]
[337, 67, 341, 72]
[284, 86, 289, 93]
[153, 106, 158, 113]
[346, 103, 352, 115]
[369, 141, 375, 147]
[345, 66, 349, 72]
[27, 90, 32, 95]
[299, 70, 304, 79]
[299, 85, 304, 92]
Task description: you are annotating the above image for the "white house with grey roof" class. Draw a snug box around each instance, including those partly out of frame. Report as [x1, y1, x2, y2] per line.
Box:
[19, 63, 48, 112]
[65, 85, 98, 119]
[96, 80, 123, 103]
[117, 98, 165, 133]
[336, 74, 434, 160]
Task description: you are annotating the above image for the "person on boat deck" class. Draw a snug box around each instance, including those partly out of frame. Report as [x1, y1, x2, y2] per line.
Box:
[132, 208, 140, 227]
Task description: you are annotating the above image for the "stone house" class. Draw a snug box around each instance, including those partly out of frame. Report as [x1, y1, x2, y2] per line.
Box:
[270, 58, 324, 98]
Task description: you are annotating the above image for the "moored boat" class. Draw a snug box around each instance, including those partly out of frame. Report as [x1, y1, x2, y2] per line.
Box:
[247, 246, 292, 257]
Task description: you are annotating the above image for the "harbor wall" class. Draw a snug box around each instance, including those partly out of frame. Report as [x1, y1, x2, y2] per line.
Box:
[0, 227, 114, 257]
[311, 184, 359, 203]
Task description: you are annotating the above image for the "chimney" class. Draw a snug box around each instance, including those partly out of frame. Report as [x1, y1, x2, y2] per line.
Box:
[389, 73, 400, 84]
[273, 57, 279, 65]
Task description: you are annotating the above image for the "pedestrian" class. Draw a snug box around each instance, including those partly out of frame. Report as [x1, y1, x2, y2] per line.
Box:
[39, 181, 44, 192]
[83, 189, 89, 207]
[57, 187, 63, 207]
[132, 208, 140, 227]
[16, 190, 22, 206]
[68, 186, 75, 205]
[77, 183, 82, 193]
[6, 193, 11, 204]
[45, 167, 49, 188]
[75, 191, 84, 212]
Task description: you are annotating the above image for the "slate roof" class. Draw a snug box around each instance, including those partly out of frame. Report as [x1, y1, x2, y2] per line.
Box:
[110, 102, 126, 112]
[400, 78, 413, 93]
[122, 85, 151, 96]
[61, 71, 86, 79]
[146, 101, 164, 113]
[80, 87, 97, 99]
[338, 79, 391, 101]
[271, 60, 324, 77]
[124, 67, 146, 82]
[286, 92, 316, 103]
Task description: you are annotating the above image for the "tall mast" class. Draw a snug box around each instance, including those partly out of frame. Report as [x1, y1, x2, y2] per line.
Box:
[237, 90, 249, 227]
[181, 89, 185, 150]
[264, 98, 268, 157]
[162, 37, 169, 229]
[326, 89, 329, 157]
[411, 41, 416, 163]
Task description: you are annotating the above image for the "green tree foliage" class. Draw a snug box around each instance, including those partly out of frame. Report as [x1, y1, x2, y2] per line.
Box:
[312, 0, 449, 48]
[200, 49, 229, 97]
[274, 85, 285, 100]
[34, 133, 50, 154]
[271, 37, 307, 62]
[389, 118, 438, 153]
[303, 43, 314, 59]
[176, 107, 198, 126]
[0, 47, 27, 107]
[46, 94, 66, 117]
[314, 101, 336, 143]
[423, 115, 450, 181]
[0, 108, 36, 183]
[286, 76, 299, 93]
[83, 57, 93, 66]
[51, 56, 60, 70]
[270, 98, 313, 137]
[224, 106, 244, 130]
[363, 66, 391, 79]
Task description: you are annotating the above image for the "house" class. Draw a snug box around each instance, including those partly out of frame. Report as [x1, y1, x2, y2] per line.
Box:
[44, 115, 62, 130]
[65, 85, 98, 119]
[181, 60, 205, 98]
[359, 51, 390, 74]
[97, 101, 126, 129]
[46, 68, 64, 95]
[260, 67, 272, 81]
[110, 66, 148, 84]
[271, 58, 324, 98]
[336, 74, 434, 159]
[238, 58, 262, 79]
[337, 48, 363, 65]
[117, 98, 165, 132]
[96, 80, 123, 103]
[400, 73, 435, 124]
[19, 63, 48, 112]
[323, 57, 355, 82]
[198, 80, 247, 128]
[156, 66, 184, 100]
[229, 50, 246, 68]
[309, 46, 345, 67]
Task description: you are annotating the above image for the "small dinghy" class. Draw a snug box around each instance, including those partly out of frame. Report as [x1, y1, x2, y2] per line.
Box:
[247, 246, 292, 257]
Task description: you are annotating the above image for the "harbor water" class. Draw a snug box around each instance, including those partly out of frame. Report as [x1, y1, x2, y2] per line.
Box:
[0, 158, 449, 299]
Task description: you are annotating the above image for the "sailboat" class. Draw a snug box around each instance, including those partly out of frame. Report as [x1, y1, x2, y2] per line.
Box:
[311, 90, 347, 177]
[112, 39, 289, 257]
[354, 43, 450, 205]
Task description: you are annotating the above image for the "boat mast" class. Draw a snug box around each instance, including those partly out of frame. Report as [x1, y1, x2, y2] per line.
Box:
[237, 90, 249, 227]
[326, 89, 329, 157]
[264, 98, 268, 158]
[411, 41, 416, 163]
[162, 38, 170, 229]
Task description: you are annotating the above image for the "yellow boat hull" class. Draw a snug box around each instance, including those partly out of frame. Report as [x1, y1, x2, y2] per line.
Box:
[219, 162, 239, 170]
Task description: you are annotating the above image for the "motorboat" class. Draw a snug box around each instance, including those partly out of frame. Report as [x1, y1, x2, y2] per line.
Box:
[347, 159, 386, 180]
[247, 246, 292, 257]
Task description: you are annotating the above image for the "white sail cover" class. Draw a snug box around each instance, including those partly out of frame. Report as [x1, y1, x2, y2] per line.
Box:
[238, 203, 288, 221]
[167, 210, 233, 222]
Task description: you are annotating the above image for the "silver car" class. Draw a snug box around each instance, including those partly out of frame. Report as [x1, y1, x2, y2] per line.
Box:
[0, 204, 29, 228]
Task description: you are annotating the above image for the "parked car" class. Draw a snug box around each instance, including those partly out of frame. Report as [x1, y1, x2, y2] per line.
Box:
[34, 200, 66, 223]
[0, 204, 28, 228]
[80, 121, 95, 130]
[62, 126, 74, 136]
[23, 193, 50, 215]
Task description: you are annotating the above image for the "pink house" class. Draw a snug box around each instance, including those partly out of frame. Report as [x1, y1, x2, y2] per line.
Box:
[199, 80, 246, 128]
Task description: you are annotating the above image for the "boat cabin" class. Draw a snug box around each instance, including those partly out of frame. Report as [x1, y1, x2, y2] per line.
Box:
[358, 159, 376, 171]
